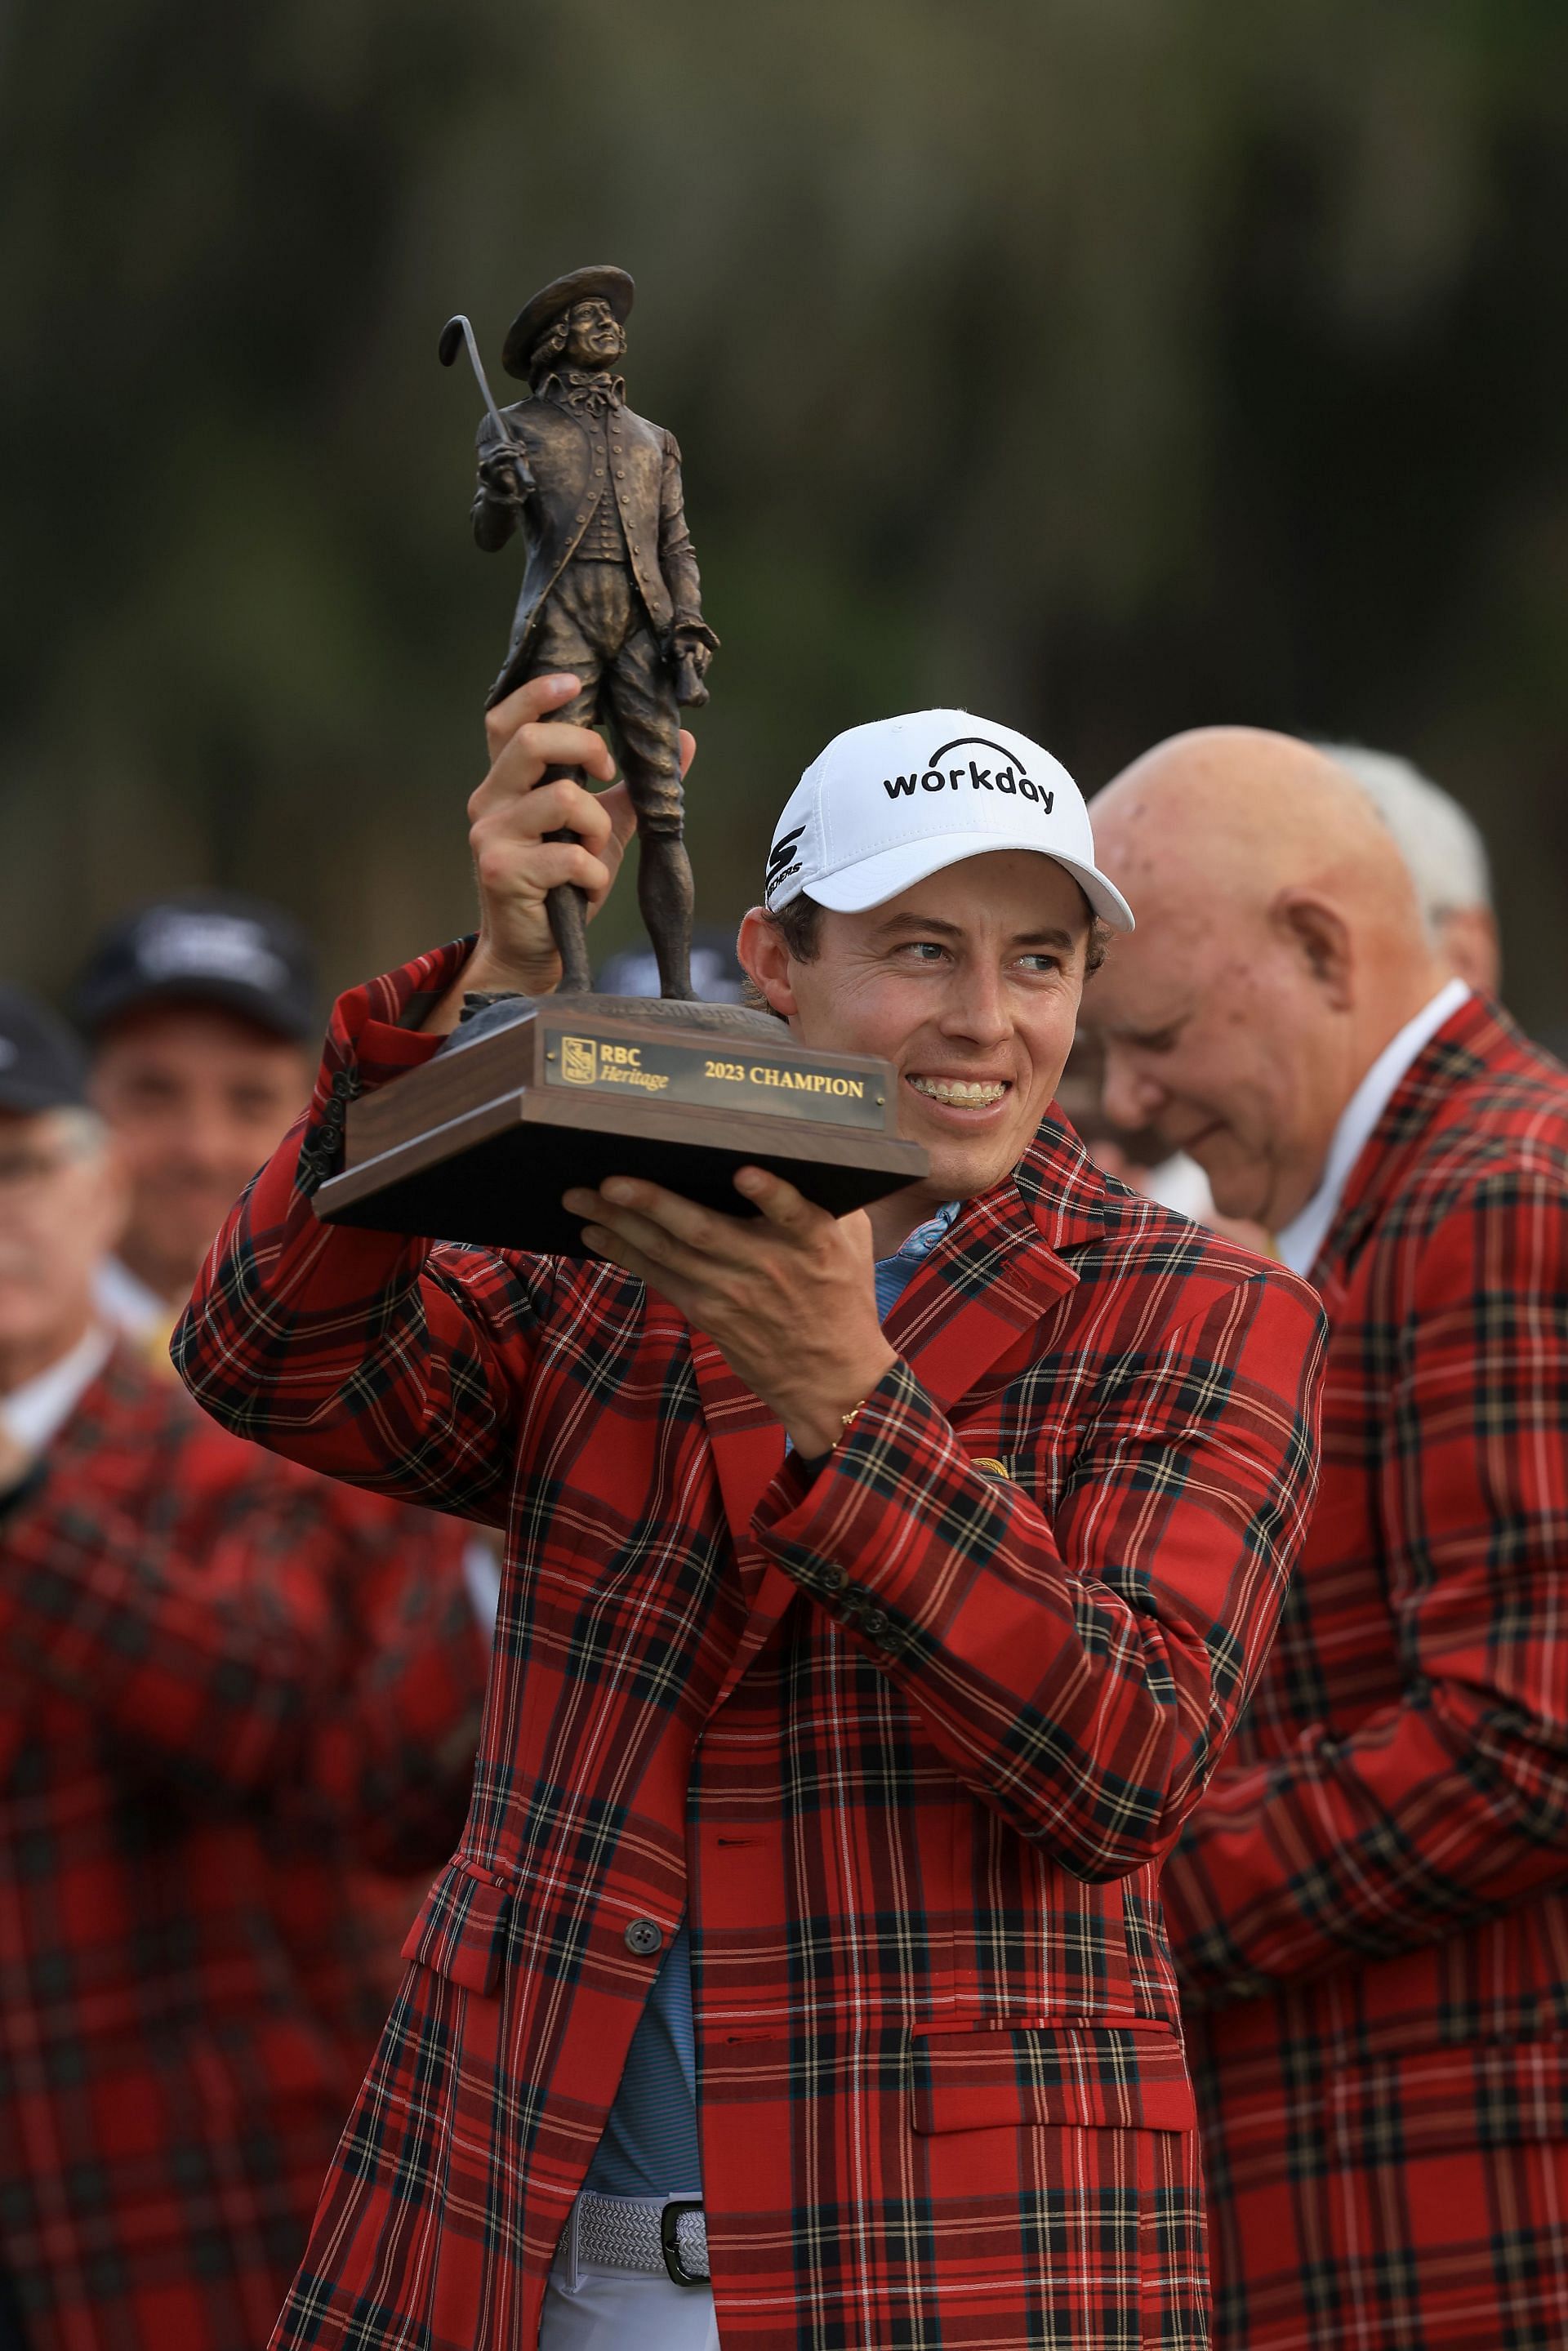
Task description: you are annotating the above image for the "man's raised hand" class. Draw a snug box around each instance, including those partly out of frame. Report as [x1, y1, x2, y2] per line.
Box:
[427, 675, 693, 1033]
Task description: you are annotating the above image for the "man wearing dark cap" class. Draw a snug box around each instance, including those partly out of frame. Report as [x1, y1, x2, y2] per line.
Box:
[78, 888, 506, 1627]
[74, 892, 318, 1341]
[0, 980, 488, 2350]
[472, 265, 718, 995]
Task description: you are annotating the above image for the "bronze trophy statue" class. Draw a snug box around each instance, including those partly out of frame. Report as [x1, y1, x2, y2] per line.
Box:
[313, 269, 925, 1253]
[466, 266, 716, 998]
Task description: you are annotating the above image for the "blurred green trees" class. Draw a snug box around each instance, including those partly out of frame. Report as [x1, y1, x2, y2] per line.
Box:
[2, 0, 1566, 1023]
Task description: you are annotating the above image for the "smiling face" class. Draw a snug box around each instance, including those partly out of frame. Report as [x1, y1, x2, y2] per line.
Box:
[561, 296, 627, 369]
[740, 851, 1093, 1239]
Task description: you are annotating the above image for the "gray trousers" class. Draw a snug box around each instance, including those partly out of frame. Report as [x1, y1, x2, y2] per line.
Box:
[540, 2216, 719, 2349]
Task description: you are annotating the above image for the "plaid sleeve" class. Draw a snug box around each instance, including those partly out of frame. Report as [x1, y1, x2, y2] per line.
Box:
[0, 1424, 401, 1814]
[173, 942, 549, 1525]
[1163, 1164, 1568, 2004]
[301, 1485, 486, 1872]
[756, 1267, 1325, 1882]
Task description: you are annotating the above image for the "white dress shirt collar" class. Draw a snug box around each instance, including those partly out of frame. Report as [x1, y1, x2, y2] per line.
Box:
[94, 1254, 172, 1341]
[0, 1323, 115, 1458]
[1276, 978, 1471, 1279]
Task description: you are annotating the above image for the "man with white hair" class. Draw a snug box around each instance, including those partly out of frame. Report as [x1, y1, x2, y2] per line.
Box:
[1319, 741, 1500, 994]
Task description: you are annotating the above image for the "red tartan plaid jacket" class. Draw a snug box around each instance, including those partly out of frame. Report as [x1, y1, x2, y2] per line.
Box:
[0, 1342, 486, 2351]
[172, 942, 1327, 2351]
[1161, 995, 1568, 2347]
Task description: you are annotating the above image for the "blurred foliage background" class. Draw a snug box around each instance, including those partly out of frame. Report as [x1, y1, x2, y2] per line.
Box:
[2, 0, 1565, 1026]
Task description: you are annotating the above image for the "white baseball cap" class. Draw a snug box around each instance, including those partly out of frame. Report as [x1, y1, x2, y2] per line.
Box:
[763, 709, 1135, 932]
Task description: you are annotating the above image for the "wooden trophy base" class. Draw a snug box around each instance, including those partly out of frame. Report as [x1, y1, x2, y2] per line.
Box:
[312, 994, 930, 1255]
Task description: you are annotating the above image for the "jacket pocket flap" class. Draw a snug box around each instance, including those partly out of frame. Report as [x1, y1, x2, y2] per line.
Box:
[911, 2019, 1196, 2135]
[401, 1860, 513, 1996]
[1328, 2040, 1568, 2159]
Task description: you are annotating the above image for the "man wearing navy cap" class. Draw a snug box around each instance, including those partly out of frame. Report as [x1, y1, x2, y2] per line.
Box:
[74, 892, 318, 1339]
[78, 891, 507, 1642]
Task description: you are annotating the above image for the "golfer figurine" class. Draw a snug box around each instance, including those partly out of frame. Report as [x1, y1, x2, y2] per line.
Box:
[453, 266, 718, 999]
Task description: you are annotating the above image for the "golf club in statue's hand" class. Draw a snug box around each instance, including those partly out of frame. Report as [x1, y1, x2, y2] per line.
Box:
[438, 269, 717, 999]
[439, 314, 536, 499]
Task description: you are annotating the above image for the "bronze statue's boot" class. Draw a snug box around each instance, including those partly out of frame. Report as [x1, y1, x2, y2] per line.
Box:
[639, 832, 697, 1000]
[546, 883, 594, 994]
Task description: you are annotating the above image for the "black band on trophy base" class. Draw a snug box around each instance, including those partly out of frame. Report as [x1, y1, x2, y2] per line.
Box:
[313, 995, 929, 1254]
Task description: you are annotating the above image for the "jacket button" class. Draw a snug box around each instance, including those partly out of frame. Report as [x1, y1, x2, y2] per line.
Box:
[818, 1564, 849, 1593]
[859, 1607, 891, 1640]
[624, 1918, 663, 1957]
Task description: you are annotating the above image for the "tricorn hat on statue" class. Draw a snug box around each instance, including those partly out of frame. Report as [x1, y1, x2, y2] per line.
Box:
[501, 265, 635, 381]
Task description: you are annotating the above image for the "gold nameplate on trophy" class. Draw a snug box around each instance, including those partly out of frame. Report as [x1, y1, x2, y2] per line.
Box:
[314, 996, 928, 1256]
[545, 1026, 889, 1129]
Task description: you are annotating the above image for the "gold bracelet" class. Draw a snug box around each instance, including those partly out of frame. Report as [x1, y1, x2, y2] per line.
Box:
[837, 1397, 869, 1445]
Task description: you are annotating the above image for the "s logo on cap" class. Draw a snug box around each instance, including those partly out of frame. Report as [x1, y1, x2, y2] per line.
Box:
[765, 825, 806, 905]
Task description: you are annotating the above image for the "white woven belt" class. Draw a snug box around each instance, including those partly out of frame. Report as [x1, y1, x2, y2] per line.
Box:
[571, 2190, 710, 2287]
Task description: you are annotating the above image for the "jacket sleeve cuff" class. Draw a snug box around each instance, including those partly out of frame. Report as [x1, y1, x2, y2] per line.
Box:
[294, 939, 474, 1199]
[753, 1357, 1033, 1663]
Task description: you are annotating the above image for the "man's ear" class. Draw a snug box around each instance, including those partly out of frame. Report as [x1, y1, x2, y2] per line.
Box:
[1437, 904, 1501, 995]
[1272, 888, 1354, 1009]
[737, 906, 799, 1020]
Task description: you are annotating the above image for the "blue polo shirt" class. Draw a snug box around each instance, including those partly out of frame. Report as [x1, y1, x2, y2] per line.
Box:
[583, 1203, 960, 2197]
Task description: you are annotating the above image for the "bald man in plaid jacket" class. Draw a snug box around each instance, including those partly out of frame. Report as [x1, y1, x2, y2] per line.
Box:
[176, 683, 1327, 2350]
[1093, 729, 1568, 2350]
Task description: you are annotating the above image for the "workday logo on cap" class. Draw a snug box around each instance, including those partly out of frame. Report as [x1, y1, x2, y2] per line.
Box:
[764, 707, 1135, 932]
[879, 728, 1056, 811]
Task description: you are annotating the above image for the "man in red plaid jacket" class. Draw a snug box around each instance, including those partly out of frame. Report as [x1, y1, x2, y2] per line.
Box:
[1091, 728, 1568, 2349]
[175, 681, 1326, 2351]
[0, 983, 486, 2351]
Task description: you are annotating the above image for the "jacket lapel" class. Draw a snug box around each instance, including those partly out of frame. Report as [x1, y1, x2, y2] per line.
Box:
[1308, 995, 1508, 1294]
[684, 1119, 1100, 1708]
[0, 1348, 155, 1781]
[685, 1328, 792, 1708]
[883, 1118, 1097, 1406]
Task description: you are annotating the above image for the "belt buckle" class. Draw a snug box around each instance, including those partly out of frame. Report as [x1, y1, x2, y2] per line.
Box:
[659, 2199, 706, 2288]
